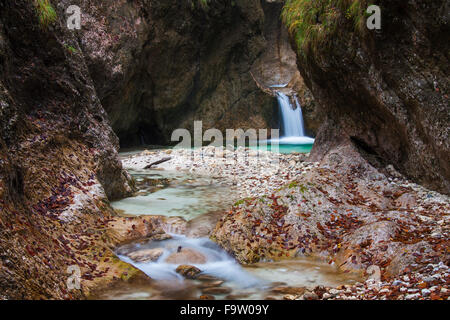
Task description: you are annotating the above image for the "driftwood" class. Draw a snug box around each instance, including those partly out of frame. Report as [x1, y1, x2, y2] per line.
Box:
[144, 157, 172, 169]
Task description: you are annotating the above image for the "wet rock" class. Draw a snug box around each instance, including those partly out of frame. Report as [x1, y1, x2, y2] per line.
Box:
[225, 293, 251, 300]
[314, 286, 327, 299]
[303, 291, 319, 300]
[198, 281, 225, 289]
[175, 265, 202, 279]
[202, 287, 233, 295]
[197, 274, 221, 282]
[271, 286, 306, 295]
[151, 233, 173, 241]
[165, 248, 207, 264]
[127, 248, 164, 263]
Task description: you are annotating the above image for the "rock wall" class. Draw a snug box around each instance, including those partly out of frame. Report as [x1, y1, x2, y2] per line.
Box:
[285, 0, 449, 194]
[75, 0, 280, 147]
[251, 0, 319, 136]
[0, 0, 135, 299]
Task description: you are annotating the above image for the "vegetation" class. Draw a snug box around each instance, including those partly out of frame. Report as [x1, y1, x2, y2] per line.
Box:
[35, 0, 57, 29]
[282, 0, 370, 57]
[65, 45, 78, 54]
[190, 0, 210, 10]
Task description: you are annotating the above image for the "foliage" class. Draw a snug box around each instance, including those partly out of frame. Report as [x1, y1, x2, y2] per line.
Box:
[282, 0, 369, 57]
[190, 0, 210, 10]
[65, 45, 78, 54]
[35, 0, 57, 29]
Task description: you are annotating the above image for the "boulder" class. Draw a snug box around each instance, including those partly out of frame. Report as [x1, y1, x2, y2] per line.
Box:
[175, 265, 202, 279]
[165, 248, 207, 264]
[127, 248, 164, 263]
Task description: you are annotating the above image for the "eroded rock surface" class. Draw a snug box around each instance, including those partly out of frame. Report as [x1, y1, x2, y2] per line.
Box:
[287, 0, 450, 194]
[212, 143, 449, 284]
[75, 0, 279, 146]
[0, 1, 141, 299]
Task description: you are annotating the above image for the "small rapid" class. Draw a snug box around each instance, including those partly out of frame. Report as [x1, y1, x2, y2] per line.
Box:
[118, 234, 263, 288]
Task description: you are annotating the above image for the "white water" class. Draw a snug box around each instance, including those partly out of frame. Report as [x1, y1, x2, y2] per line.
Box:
[118, 234, 264, 288]
[273, 91, 315, 145]
[277, 91, 305, 137]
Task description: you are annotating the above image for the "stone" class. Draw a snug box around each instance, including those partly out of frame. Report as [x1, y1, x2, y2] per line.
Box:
[127, 248, 164, 263]
[197, 275, 221, 282]
[303, 291, 319, 300]
[395, 193, 417, 209]
[271, 286, 306, 295]
[201, 287, 233, 295]
[175, 265, 202, 279]
[198, 281, 225, 289]
[421, 289, 431, 297]
[165, 248, 207, 264]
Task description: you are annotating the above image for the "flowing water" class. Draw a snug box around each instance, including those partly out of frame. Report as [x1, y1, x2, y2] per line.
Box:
[100, 165, 362, 300]
[267, 91, 315, 153]
[111, 169, 233, 220]
[98, 99, 349, 300]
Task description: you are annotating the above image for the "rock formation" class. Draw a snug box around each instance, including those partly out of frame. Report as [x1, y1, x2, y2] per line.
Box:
[284, 0, 449, 194]
[76, 0, 280, 146]
[0, 0, 138, 299]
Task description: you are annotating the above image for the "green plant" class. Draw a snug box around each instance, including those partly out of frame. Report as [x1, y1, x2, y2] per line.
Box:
[190, 0, 210, 10]
[199, 0, 209, 7]
[282, 0, 368, 57]
[35, 0, 57, 29]
[65, 45, 77, 54]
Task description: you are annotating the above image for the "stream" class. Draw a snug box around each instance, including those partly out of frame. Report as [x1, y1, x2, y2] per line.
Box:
[95, 153, 362, 300]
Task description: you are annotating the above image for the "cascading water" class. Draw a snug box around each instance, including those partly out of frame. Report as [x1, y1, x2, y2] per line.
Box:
[277, 92, 305, 137]
[274, 91, 315, 145]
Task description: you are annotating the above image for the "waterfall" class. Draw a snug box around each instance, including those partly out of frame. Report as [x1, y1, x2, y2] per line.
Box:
[274, 91, 314, 145]
[277, 91, 305, 137]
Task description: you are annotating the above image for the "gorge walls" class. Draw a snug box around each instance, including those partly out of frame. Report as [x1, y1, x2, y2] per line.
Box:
[0, 0, 134, 299]
[284, 0, 449, 194]
[76, 0, 278, 146]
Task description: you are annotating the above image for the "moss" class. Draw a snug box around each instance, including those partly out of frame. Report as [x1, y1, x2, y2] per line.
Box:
[35, 0, 57, 29]
[288, 181, 299, 189]
[282, 0, 370, 58]
[233, 197, 253, 207]
[65, 45, 78, 54]
[191, 0, 210, 10]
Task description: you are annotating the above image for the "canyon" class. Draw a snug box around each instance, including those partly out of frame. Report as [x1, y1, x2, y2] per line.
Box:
[0, 0, 448, 300]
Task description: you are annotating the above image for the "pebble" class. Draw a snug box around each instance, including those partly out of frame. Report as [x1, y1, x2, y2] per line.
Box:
[421, 289, 431, 297]
[405, 293, 420, 300]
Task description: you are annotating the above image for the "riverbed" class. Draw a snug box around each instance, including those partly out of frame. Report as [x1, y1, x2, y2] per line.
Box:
[95, 147, 363, 300]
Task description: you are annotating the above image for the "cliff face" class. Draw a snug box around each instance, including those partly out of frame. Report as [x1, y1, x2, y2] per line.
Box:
[251, 0, 319, 136]
[285, 0, 449, 194]
[76, 0, 278, 147]
[0, 0, 134, 299]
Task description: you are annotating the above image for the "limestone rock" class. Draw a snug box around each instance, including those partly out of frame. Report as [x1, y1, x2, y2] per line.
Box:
[165, 248, 207, 264]
[127, 248, 164, 263]
[175, 265, 202, 279]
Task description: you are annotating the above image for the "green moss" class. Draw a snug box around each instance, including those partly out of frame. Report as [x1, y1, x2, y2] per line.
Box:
[282, 0, 369, 57]
[234, 197, 253, 206]
[191, 0, 210, 10]
[299, 184, 308, 194]
[35, 0, 57, 29]
[288, 181, 299, 189]
[65, 45, 78, 54]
